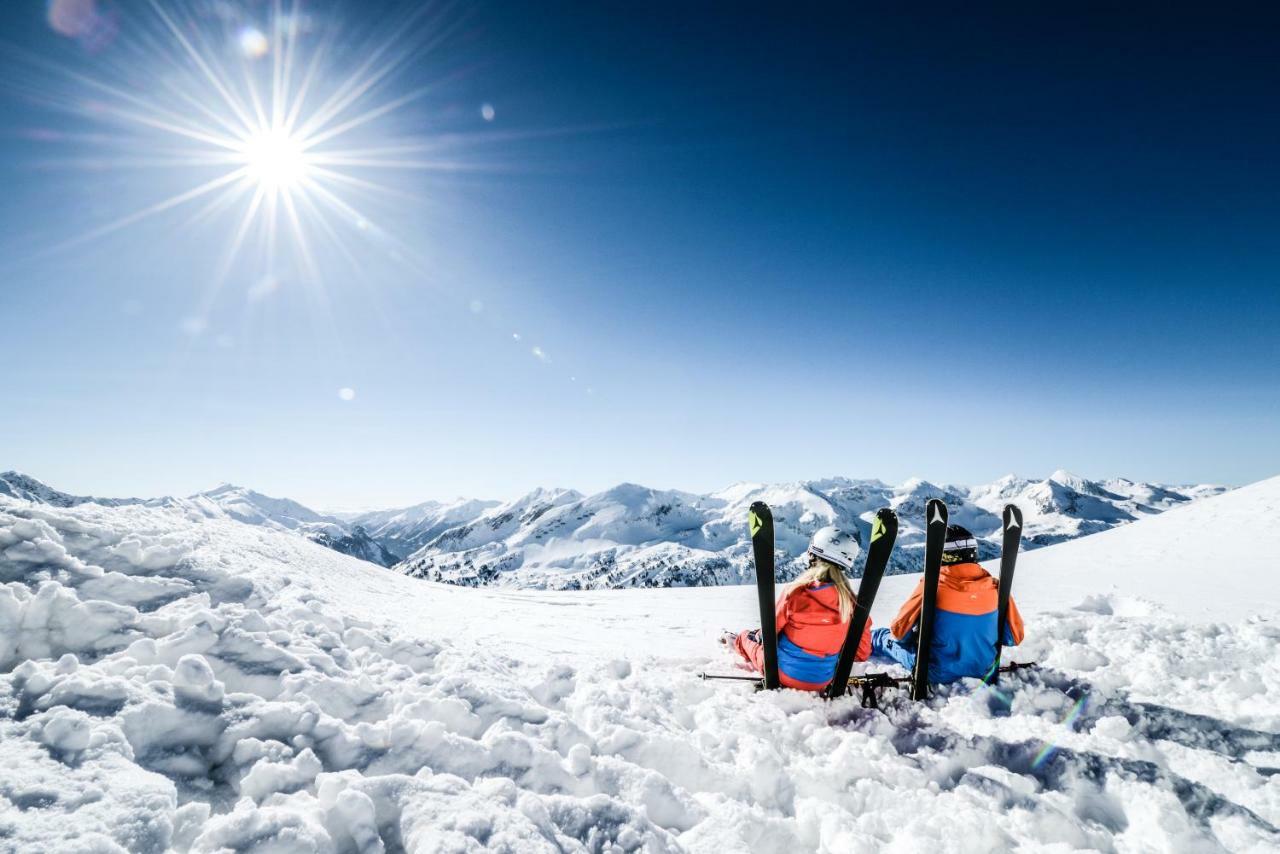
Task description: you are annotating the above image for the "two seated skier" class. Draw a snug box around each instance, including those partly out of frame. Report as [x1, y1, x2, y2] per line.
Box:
[726, 524, 1025, 692]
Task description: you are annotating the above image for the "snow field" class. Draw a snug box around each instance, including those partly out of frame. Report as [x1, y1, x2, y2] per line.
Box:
[1, 486, 1278, 852]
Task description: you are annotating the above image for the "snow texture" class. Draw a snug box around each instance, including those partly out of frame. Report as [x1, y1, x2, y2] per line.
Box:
[0, 477, 1276, 852]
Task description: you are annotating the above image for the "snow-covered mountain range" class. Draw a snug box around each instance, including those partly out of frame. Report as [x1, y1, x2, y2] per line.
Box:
[393, 472, 1227, 588]
[0, 470, 1227, 588]
[336, 497, 502, 559]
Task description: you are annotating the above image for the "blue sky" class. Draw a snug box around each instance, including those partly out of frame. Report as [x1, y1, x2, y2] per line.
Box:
[1, 1, 1277, 508]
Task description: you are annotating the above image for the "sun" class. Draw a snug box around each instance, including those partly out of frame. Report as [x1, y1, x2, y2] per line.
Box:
[27, 0, 462, 282]
[239, 127, 309, 191]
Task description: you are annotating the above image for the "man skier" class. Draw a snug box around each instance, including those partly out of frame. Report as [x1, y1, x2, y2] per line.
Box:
[726, 527, 872, 691]
[872, 524, 1025, 683]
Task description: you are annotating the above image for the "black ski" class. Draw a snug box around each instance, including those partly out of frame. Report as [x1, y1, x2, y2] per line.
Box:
[822, 507, 898, 699]
[911, 499, 948, 701]
[989, 503, 1024, 685]
[749, 501, 780, 690]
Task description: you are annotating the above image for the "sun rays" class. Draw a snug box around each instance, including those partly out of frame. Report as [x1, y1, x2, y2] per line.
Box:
[17, 0, 469, 295]
[4, 0, 597, 394]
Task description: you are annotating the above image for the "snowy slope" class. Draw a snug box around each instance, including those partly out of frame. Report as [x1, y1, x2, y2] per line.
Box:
[172, 486, 407, 568]
[999, 474, 1280, 622]
[0, 474, 404, 569]
[182, 483, 341, 533]
[0, 478, 1276, 851]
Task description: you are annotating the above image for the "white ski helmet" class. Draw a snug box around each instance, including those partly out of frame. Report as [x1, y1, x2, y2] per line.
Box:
[806, 526, 860, 572]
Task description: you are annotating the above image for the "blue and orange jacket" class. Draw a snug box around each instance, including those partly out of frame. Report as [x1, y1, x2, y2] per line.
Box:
[775, 583, 871, 691]
[890, 562, 1025, 684]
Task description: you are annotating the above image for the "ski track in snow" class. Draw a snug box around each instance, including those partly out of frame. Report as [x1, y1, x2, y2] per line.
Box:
[0, 482, 1277, 853]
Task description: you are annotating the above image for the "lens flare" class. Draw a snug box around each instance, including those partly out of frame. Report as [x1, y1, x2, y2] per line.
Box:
[1032, 694, 1089, 768]
[237, 26, 270, 59]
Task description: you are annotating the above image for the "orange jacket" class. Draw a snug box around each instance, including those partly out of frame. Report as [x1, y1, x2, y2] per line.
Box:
[776, 583, 872, 661]
[890, 562, 1025, 643]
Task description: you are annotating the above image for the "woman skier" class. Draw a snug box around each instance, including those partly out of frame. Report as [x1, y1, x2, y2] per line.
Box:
[725, 526, 871, 691]
[872, 523, 1025, 682]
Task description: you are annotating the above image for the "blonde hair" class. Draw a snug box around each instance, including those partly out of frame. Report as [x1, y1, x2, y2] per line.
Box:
[789, 556, 855, 622]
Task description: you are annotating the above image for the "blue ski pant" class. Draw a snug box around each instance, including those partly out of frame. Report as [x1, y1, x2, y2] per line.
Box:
[871, 627, 917, 670]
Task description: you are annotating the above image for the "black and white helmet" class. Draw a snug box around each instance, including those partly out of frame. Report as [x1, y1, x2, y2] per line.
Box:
[942, 524, 978, 564]
[806, 526, 860, 572]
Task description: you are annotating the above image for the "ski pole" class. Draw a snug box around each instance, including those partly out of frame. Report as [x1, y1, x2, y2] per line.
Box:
[848, 674, 911, 687]
[698, 673, 763, 683]
[853, 662, 1037, 687]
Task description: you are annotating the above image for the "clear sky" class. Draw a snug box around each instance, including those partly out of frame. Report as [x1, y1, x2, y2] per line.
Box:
[1, 1, 1277, 509]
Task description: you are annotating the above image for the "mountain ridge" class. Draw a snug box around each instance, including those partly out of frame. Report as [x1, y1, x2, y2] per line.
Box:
[0, 469, 1230, 585]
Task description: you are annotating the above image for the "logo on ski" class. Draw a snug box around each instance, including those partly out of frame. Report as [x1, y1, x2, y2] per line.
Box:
[871, 516, 887, 543]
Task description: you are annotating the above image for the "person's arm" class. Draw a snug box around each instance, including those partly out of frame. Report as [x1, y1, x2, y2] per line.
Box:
[890, 580, 924, 641]
[856, 612, 874, 661]
[1003, 595, 1026, 646]
[774, 587, 793, 637]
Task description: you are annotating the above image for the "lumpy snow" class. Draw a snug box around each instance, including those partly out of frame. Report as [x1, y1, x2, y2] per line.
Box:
[0, 478, 1276, 852]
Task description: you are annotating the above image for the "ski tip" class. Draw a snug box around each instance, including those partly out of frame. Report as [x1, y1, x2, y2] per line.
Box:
[1003, 503, 1023, 530]
[748, 501, 772, 537]
[870, 508, 898, 543]
[926, 498, 948, 526]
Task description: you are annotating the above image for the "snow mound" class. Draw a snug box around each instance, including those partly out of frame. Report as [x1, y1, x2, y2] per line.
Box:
[1, 485, 1277, 851]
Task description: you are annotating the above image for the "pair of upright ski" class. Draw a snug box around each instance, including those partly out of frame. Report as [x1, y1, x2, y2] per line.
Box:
[747, 500, 899, 697]
[744, 497, 1023, 704]
[910, 499, 1025, 699]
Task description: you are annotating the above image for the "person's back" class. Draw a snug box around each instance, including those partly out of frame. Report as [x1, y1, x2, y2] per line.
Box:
[874, 525, 1024, 683]
[774, 581, 870, 689]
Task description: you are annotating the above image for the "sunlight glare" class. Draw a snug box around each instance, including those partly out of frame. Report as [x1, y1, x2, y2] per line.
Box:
[25, 0, 512, 322]
[240, 128, 308, 190]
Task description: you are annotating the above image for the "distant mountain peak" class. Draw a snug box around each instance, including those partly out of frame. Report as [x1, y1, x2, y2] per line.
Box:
[1049, 469, 1088, 488]
[898, 477, 946, 493]
[0, 471, 134, 508]
[197, 482, 247, 497]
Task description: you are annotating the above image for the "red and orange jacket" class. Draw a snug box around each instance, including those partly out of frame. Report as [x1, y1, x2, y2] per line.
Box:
[890, 562, 1025, 683]
[774, 583, 871, 689]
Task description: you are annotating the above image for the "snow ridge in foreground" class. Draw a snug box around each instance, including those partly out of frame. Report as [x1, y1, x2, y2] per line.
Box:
[0, 495, 1277, 853]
